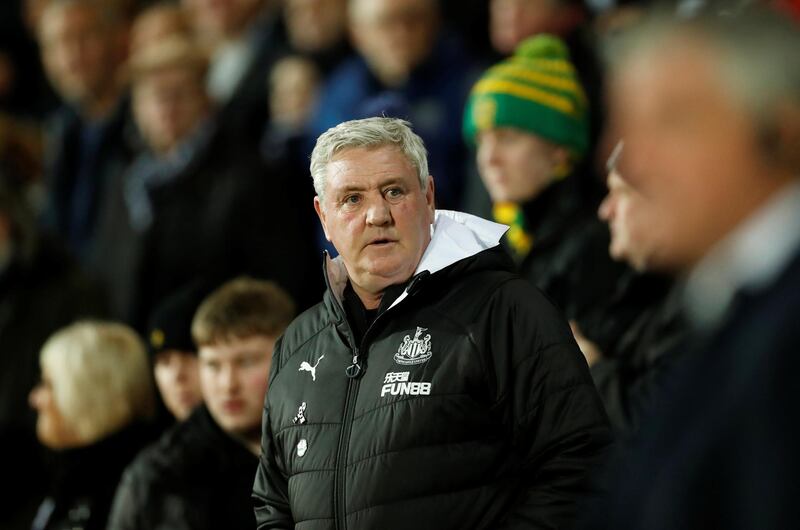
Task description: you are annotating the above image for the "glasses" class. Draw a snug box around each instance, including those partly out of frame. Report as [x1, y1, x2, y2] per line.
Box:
[606, 140, 624, 174]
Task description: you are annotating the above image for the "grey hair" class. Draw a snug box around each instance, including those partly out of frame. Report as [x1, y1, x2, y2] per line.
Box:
[309, 117, 429, 200]
[604, 6, 800, 135]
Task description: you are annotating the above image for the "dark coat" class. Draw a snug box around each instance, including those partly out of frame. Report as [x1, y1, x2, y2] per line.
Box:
[515, 179, 628, 349]
[582, 247, 800, 530]
[90, 122, 320, 328]
[215, 13, 286, 151]
[33, 423, 154, 530]
[254, 225, 611, 529]
[40, 100, 138, 264]
[0, 237, 105, 530]
[108, 405, 259, 530]
[589, 274, 689, 433]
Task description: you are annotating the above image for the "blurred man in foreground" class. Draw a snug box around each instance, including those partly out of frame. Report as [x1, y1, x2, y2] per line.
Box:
[584, 6, 800, 528]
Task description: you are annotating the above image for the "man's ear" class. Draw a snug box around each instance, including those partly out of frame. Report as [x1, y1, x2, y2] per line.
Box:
[425, 176, 436, 222]
[313, 196, 331, 241]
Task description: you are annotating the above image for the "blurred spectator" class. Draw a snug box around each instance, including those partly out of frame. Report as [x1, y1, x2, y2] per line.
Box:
[573, 143, 688, 433]
[282, 0, 351, 73]
[28, 321, 156, 530]
[145, 282, 210, 422]
[128, 1, 193, 55]
[583, 6, 800, 528]
[91, 33, 319, 328]
[0, 0, 58, 119]
[182, 0, 285, 146]
[312, 0, 478, 210]
[268, 55, 321, 134]
[0, 176, 105, 530]
[36, 0, 137, 266]
[489, 0, 606, 201]
[490, 0, 590, 54]
[463, 34, 626, 349]
[259, 55, 322, 247]
[108, 278, 294, 530]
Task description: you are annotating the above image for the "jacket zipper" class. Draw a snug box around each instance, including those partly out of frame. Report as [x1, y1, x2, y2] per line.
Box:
[330, 271, 428, 530]
[334, 346, 359, 530]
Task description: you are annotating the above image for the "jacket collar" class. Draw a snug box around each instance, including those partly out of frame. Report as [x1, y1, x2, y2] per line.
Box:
[324, 210, 508, 311]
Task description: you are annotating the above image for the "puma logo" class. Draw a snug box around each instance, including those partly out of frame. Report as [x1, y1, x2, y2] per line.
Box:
[299, 355, 325, 381]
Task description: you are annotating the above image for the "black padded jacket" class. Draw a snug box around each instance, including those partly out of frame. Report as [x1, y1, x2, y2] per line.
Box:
[253, 211, 612, 530]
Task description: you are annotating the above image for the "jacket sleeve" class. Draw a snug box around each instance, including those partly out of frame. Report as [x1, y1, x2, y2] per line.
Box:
[253, 337, 294, 530]
[489, 280, 614, 529]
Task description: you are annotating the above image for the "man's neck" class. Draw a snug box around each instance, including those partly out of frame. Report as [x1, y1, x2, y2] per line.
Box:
[351, 282, 383, 310]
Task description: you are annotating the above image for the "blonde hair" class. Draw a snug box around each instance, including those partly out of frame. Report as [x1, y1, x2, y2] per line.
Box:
[192, 277, 296, 347]
[40, 321, 156, 444]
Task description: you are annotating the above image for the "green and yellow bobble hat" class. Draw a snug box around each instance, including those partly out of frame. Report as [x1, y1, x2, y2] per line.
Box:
[462, 34, 589, 259]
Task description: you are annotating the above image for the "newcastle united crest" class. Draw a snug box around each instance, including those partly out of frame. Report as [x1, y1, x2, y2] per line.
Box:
[394, 327, 433, 365]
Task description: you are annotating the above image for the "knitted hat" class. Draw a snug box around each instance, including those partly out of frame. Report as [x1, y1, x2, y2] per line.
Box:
[463, 35, 589, 158]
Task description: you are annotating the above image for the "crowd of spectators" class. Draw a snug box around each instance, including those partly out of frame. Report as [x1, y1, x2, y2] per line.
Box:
[0, 0, 798, 529]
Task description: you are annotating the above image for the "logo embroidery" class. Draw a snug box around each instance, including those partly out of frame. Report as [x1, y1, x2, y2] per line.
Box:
[299, 355, 324, 381]
[381, 371, 432, 397]
[394, 327, 433, 365]
[292, 402, 307, 425]
[296, 439, 308, 457]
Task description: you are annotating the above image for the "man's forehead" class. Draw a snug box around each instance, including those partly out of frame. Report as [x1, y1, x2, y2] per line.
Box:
[198, 335, 276, 359]
[326, 146, 417, 189]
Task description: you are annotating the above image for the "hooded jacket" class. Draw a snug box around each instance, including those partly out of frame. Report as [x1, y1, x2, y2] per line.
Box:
[253, 211, 612, 530]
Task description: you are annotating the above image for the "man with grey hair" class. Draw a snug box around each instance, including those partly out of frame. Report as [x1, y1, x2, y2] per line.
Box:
[581, 5, 800, 529]
[253, 116, 611, 529]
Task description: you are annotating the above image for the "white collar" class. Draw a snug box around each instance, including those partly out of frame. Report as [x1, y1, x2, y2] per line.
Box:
[684, 180, 800, 328]
[325, 210, 509, 310]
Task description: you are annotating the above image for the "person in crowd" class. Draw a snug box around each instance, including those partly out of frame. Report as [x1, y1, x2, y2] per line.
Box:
[311, 0, 478, 210]
[488, 0, 605, 202]
[581, 6, 800, 528]
[463, 34, 627, 351]
[36, 0, 136, 265]
[575, 142, 687, 433]
[253, 117, 611, 529]
[91, 31, 318, 327]
[146, 282, 209, 422]
[28, 321, 157, 530]
[128, 1, 193, 55]
[282, 0, 351, 73]
[108, 277, 294, 530]
[0, 176, 105, 530]
[181, 0, 284, 145]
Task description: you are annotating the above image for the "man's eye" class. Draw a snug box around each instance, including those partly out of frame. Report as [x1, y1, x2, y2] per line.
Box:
[343, 194, 361, 205]
[385, 188, 404, 200]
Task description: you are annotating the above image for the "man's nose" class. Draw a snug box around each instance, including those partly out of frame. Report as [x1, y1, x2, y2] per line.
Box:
[598, 193, 615, 222]
[219, 365, 240, 392]
[365, 195, 392, 226]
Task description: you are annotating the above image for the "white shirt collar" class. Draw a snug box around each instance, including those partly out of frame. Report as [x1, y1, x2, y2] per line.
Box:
[684, 181, 800, 328]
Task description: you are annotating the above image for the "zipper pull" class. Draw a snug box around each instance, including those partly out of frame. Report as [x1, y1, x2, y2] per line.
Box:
[346, 352, 362, 379]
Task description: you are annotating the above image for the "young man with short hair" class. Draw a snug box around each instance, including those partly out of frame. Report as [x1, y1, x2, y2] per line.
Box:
[108, 277, 294, 530]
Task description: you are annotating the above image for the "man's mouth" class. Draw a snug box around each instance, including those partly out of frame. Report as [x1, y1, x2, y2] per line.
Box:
[367, 238, 396, 247]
